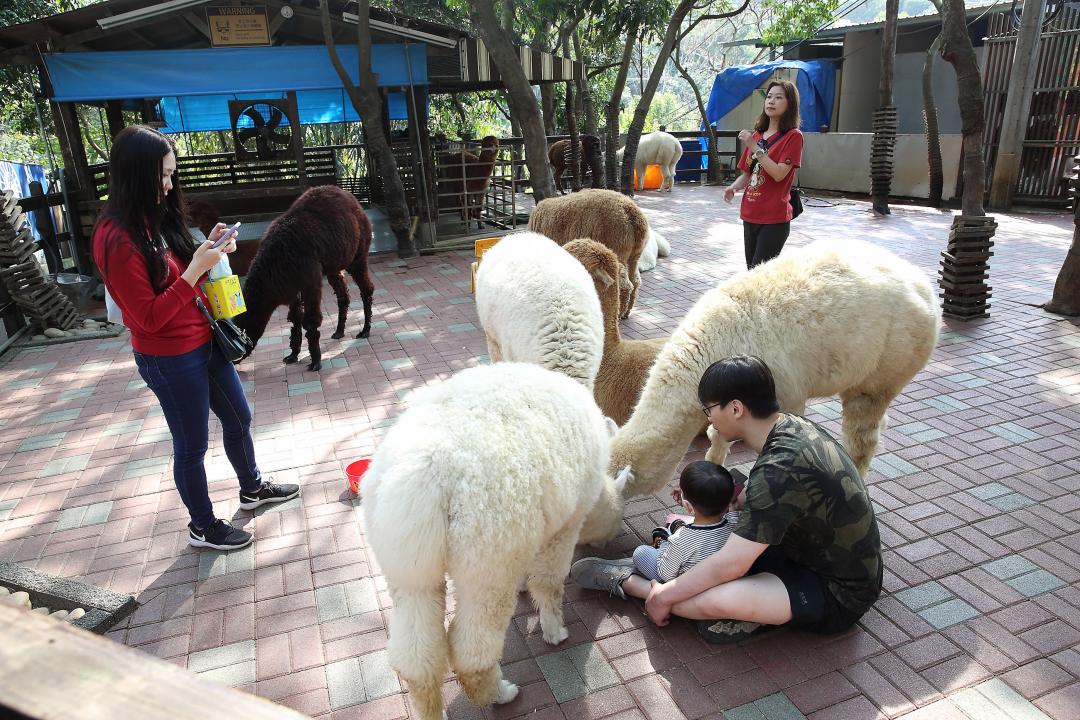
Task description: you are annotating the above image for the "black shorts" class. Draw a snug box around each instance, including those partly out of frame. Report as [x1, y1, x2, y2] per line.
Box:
[747, 546, 862, 634]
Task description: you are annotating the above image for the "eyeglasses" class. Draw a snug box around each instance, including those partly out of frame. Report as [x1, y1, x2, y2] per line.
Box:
[701, 401, 725, 417]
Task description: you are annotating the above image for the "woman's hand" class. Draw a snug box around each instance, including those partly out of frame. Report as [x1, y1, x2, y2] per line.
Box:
[723, 187, 736, 204]
[645, 580, 672, 626]
[205, 223, 238, 254]
[737, 129, 756, 154]
[182, 240, 225, 287]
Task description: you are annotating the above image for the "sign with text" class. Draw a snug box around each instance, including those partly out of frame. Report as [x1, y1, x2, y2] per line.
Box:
[206, 5, 270, 47]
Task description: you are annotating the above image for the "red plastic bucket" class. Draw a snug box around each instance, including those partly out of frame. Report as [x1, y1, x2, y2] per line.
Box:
[346, 459, 371, 494]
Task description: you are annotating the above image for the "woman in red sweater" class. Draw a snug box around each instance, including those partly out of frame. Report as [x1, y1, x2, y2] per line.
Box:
[93, 126, 298, 551]
[724, 80, 804, 268]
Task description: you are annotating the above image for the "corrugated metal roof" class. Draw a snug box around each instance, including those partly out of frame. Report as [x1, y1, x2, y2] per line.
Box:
[817, 0, 1003, 38]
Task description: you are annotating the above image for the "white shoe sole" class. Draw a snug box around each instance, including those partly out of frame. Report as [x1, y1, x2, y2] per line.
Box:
[188, 534, 253, 551]
[238, 488, 300, 510]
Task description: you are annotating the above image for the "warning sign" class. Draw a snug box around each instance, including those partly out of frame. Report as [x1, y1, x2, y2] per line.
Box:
[207, 5, 271, 47]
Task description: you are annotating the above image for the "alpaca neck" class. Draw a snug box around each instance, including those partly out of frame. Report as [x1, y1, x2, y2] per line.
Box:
[601, 295, 621, 352]
[236, 279, 273, 343]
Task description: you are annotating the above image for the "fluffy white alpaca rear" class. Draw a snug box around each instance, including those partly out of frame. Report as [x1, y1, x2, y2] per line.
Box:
[617, 131, 684, 191]
[362, 363, 628, 720]
[611, 239, 941, 496]
[638, 228, 671, 272]
[476, 232, 604, 389]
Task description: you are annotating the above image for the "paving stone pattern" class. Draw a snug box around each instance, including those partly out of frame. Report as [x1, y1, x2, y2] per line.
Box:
[0, 187, 1078, 719]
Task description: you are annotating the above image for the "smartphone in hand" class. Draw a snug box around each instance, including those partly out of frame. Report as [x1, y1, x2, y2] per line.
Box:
[211, 221, 242, 249]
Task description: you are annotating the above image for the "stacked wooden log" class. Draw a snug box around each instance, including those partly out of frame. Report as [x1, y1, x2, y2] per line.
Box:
[939, 214, 997, 320]
[870, 105, 898, 203]
[0, 188, 79, 331]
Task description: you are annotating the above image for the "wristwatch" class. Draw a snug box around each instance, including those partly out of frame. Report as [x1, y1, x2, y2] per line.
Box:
[752, 148, 766, 160]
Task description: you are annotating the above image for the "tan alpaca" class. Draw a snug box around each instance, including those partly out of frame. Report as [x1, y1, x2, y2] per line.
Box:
[610, 239, 941, 497]
[440, 136, 500, 229]
[563, 239, 666, 426]
[528, 189, 648, 318]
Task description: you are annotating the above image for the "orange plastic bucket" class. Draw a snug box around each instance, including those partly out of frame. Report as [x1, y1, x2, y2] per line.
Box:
[346, 458, 371, 494]
[632, 165, 664, 190]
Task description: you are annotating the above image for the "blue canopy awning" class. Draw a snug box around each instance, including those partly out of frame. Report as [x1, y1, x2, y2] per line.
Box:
[44, 44, 427, 133]
[705, 59, 837, 133]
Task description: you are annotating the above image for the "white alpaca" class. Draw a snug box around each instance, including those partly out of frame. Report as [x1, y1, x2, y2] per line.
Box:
[638, 228, 671, 272]
[476, 231, 604, 389]
[362, 363, 628, 720]
[611, 239, 941, 497]
[617, 131, 684, 191]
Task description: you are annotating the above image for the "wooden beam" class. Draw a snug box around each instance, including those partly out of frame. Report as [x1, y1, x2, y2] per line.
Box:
[105, 101, 125, 139]
[183, 10, 213, 42]
[0, 604, 309, 720]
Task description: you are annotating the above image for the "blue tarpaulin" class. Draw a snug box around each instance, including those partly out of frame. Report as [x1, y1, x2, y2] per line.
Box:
[44, 44, 427, 132]
[705, 59, 836, 132]
[0, 161, 51, 241]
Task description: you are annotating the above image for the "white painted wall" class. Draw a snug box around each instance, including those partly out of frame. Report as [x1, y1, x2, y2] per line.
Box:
[798, 132, 963, 200]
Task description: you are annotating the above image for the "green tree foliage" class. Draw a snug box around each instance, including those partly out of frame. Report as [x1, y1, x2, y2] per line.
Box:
[759, 0, 840, 46]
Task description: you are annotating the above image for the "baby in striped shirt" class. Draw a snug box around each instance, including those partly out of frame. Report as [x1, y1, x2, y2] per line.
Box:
[632, 461, 740, 583]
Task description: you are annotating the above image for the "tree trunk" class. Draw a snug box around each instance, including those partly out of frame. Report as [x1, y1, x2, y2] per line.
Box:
[540, 85, 557, 135]
[1043, 157, 1080, 316]
[605, 27, 637, 190]
[923, 26, 945, 207]
[620, 1, 696, 196]
[871, 0, 899, 214]
[468, 0, 556, 202]
[672, 40, 720, 184]
[319, 0, 416, 257]
[940, 0, 986, 217]
[574, 31, 599, 138]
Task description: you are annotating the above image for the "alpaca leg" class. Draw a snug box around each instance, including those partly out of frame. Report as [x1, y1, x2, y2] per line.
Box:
[326, 271, 350, 340]
[704, 425, 731, 466]
[283, 296, 303, 365]
[526, 523, 580, 645]
[839, 389, 895, 476]
[387, 585, 449, 720]
[300, 283, 324, 372]
[448, 579, 519, 706]
[621, 261, 643, 318]
[484, 332, 503, 364]
[664, 163, 675, 191]
[636, 163, 647, 191]
[346, 259, 375, 339]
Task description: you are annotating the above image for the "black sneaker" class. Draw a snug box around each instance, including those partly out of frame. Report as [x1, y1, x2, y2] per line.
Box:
[696, 618, 770, 644]
[188, 519, 252, 550]
[239, 478, 300, 510]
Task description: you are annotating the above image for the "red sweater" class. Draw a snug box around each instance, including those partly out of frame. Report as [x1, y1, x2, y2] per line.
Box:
[92, 217, 211, 356]
[737, 129, 804, 224]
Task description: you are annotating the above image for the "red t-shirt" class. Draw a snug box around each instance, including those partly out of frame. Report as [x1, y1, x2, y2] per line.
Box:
[737, 129, 804, 224]
[92, 217, 211, 356]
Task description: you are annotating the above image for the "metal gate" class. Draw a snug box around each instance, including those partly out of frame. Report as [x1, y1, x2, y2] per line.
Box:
[982, 3, 1080, 206]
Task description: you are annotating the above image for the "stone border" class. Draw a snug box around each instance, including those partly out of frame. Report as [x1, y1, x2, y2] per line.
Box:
[0, 561, 137, 634]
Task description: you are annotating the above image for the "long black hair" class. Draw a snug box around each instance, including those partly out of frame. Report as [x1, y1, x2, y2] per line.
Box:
[99, 125, 197, 293]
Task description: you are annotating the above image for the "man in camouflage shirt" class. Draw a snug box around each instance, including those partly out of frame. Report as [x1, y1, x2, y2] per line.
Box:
[641, 355, 883, 642]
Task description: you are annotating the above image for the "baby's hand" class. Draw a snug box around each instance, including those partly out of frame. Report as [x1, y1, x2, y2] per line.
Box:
[670, 487, 683, 506]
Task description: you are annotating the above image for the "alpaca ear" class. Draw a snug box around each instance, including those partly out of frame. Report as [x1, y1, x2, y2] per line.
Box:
[592, 266, 615, 290]
[614, 465, 633, 494]
[604, 416, 618, 437]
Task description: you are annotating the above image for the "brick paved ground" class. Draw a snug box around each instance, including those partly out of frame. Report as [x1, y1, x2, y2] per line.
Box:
[1, 184, 1078, 719]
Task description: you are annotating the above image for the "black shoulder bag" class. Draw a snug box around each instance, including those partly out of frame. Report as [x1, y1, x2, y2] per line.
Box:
[195, 297, 253, 363]
[754, 130, 803, 220]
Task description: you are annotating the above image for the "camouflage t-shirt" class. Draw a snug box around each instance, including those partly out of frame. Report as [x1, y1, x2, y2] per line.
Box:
[733, 414, 883, 615]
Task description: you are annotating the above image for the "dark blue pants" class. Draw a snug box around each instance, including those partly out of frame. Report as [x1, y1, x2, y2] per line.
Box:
[743, 221, 791, 268]
[134, 341, 261, 529]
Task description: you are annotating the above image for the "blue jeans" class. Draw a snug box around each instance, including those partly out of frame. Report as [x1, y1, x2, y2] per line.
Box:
[633, 545, 662, 581]
[134, 341, 261, 528]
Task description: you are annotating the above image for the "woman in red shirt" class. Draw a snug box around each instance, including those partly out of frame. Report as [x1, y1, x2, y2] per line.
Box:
[93, 125, 298, 551]
[724, 80, 804, 268]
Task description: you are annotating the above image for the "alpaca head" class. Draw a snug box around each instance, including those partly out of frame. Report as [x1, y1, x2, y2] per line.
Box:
[563, 239, 622, 332]
[478, 135, 499, 161]
[578, 418, 632, 545]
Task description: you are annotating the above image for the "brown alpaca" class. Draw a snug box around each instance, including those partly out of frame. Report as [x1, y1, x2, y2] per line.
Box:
[440, 136, 500, 229]
[562, 239, 666, 426]
[528, 189, 648, 318]
[548, 135, 601, 194]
